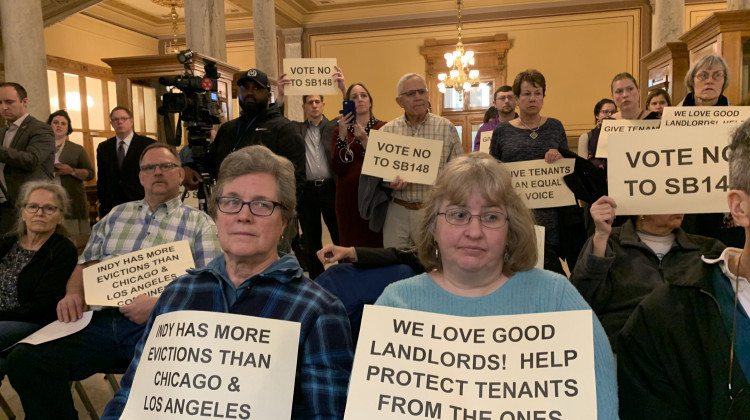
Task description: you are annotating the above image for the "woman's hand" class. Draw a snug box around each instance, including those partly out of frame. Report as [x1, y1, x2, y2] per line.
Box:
[276, 72, 290, 104]
[333, 65, 346, 96]
[337, 112, 354, 138]
[353, 121, 368, 149]
[317, 244, 356, 265]
[590, 196, 617, 257]
[54, 162, 74, 176]
[544, 148, 563, 163]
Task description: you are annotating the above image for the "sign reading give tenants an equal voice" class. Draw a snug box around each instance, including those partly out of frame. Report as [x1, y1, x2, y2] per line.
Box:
[83, 240, 194, 306]
[503, 159, 576, 209]
[121, 311, 300, 420]
[345, 306, 597, 420]
[361, 130, 444, 185]
[282, 58, 339, 96]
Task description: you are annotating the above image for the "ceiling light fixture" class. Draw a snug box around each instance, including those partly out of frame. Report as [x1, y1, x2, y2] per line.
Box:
[437, 0, 479, 95]
[151, 0, 185, 54]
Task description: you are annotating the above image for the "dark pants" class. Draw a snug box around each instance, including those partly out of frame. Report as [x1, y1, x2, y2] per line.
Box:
[0, 202, 15, 237]
[6, 308, 144, 420]
[298, 179, 339, 278]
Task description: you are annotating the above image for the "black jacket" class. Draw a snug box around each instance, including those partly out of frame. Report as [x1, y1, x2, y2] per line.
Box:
[0, 233, 77, 325]
[210, 105, 305, 199]
[617, 254, 750, 419]
[96, 133, 156, 218]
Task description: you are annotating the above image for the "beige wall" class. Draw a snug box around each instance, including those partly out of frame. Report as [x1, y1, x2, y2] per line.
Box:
[309, 9, 641, 138]
[44, 14, 159, 67]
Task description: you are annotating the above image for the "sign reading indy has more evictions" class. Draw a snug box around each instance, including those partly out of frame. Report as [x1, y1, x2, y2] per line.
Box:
[121, 310, 300, 419]
[345, 306, 597, 420]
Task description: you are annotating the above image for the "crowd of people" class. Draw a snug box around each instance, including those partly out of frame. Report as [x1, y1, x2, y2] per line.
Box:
[0, 51, 747, 419]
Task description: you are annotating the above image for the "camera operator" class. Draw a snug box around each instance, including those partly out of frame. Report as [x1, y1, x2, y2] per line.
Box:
[182, 69, 305, 251]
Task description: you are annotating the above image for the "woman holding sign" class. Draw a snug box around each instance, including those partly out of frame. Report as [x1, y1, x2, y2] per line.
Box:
[376, 153, 618, 418]
[331, 83, 387, 247]
[0, 181, 76, 377]
[489, 69, 571, 274]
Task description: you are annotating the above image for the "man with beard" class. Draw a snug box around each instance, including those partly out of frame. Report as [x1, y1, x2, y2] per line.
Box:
[472, 85, 517, 151]
[183, 68, 305, 202]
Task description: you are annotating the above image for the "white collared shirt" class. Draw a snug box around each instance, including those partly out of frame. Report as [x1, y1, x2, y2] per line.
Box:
[115, 131, 135, 156]
[703, 247, 750, 314]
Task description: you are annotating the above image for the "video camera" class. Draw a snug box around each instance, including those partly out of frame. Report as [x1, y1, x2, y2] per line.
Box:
[158, 49, 222, 211]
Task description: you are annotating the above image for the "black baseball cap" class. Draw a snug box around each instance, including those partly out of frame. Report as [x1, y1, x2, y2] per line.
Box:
[237, 69, 271, 90]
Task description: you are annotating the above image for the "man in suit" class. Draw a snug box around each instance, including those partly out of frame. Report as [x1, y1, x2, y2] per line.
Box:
[0, 82, 55, 236]
[292, 95, 340, 278]
[96, 106, 155, 218]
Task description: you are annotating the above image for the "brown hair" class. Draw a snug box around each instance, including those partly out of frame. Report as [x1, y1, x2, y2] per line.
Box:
[416, 152, 538, 274]
[512, 70, 546, 97]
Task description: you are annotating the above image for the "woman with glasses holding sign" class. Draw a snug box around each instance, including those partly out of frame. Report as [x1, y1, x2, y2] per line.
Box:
[331, 83, 387, 247]
[375, 153, 618, 418]
[489, 69, 572, 274]
[0, 181, 76, 378]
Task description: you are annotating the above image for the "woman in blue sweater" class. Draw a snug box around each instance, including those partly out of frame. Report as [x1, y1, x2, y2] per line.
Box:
[376, 152, 618, 418]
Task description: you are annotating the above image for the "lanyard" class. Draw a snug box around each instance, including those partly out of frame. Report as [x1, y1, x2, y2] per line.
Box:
[232, 116, 258, 152]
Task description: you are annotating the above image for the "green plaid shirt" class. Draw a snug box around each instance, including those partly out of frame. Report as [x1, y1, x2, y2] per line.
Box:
[380, 112, 462, 203]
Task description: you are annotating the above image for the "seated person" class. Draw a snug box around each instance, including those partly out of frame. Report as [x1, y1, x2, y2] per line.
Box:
[617, 119, 750, 419]
[5, 143, 221, 420]
[102, 145, 353, 419]
[374, 152, 618, 418]
[0, 181, 77, 377]
[571, 195, 724, 344]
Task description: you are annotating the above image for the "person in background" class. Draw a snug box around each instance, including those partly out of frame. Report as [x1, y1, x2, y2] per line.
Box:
[577, 98, 617, 168]
[102, 145, 353, 419]
[47, 110, 94, 245]
[678, 54, 730, 106]
[0, 181, 76, 378]
[571, 195, 725, 345]
[472, 85, 517, 151]
[489, 69, 571, 274]
[331, 82, 387, 248]
[375, 152, 618, 418]
[610, 73, 660, 120]
[482, 106, 498, 124]
[617, 118, 750, 419]
[645, 88, 671, 117]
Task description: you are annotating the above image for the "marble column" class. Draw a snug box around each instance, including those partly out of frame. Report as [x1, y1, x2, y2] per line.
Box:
[727, 0, 750, 10]
[283, 28, 304, 122]
[252, 0, 279, 80]
[0, 0, 50, 118]
[652, 0, 684, 51]
[185, 0, 227, 62]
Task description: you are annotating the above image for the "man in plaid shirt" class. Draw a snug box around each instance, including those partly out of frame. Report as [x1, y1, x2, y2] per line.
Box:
[6, 143, 221, 420]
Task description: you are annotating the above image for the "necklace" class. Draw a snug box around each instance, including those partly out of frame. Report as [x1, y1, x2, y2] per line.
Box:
[520, 115, 543, 139]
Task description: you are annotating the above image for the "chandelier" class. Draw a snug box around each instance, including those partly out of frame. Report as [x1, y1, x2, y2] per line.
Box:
[151, 0, 185, 54]
[437, 0, 479, 95]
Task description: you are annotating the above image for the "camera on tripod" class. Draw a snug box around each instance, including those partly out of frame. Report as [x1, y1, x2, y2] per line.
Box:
[158, 49, 222, 211]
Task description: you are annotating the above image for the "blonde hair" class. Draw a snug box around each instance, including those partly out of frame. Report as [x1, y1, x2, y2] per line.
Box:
[416, 152, 538, 274]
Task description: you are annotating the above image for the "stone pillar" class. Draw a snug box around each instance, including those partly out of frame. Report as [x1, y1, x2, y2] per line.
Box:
[0, 0, 50, 118]
[283, 28, 304, 122]
[727, 0, 750, 10]
[185, 0, 227, 62]
[252, 0, 279, 80]
[652, 0, 684, 50]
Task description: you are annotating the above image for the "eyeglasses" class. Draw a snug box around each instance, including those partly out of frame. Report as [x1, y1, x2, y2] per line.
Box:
[495, 95, 514, 102]
[110, 117, 131, 123]
[215, 197, 283, 216]
[695, 71, 725, 81]
[399, 89, 427, 98]
[600, 109, 616, 115]
[24, 203, 59, 215]
[140, 162, 180, 173]
[438, 208, 508, 229]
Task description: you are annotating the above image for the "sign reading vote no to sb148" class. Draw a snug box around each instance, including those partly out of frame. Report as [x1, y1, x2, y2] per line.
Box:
[361, 130, 444, 185]
[282, 58, 339, 96]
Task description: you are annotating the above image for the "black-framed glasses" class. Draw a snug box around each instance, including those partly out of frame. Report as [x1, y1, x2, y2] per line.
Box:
[438, 208, 508, 229]
[24, 203, 60, 215]
[140, 162, 180, 173]
[215, 197, 283, 216]
[399, 88, 428, 98]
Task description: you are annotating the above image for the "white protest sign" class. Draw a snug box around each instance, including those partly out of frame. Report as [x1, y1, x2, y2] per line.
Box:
[607, 124, 733, 215]
[83, 240, 195, 306]
[282, 58, 339, 96]
[478, 131, 492, 153]
[502, 158, 576, 209]
[122, 310, 300, 420]
[8, 311, 93, 350]
[661, 106, 750, 129]
[345, 306, 596, 420]
[361, 130, 444, 185]
[534, 225, 545, 270]
[595, 119, 661, 158]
